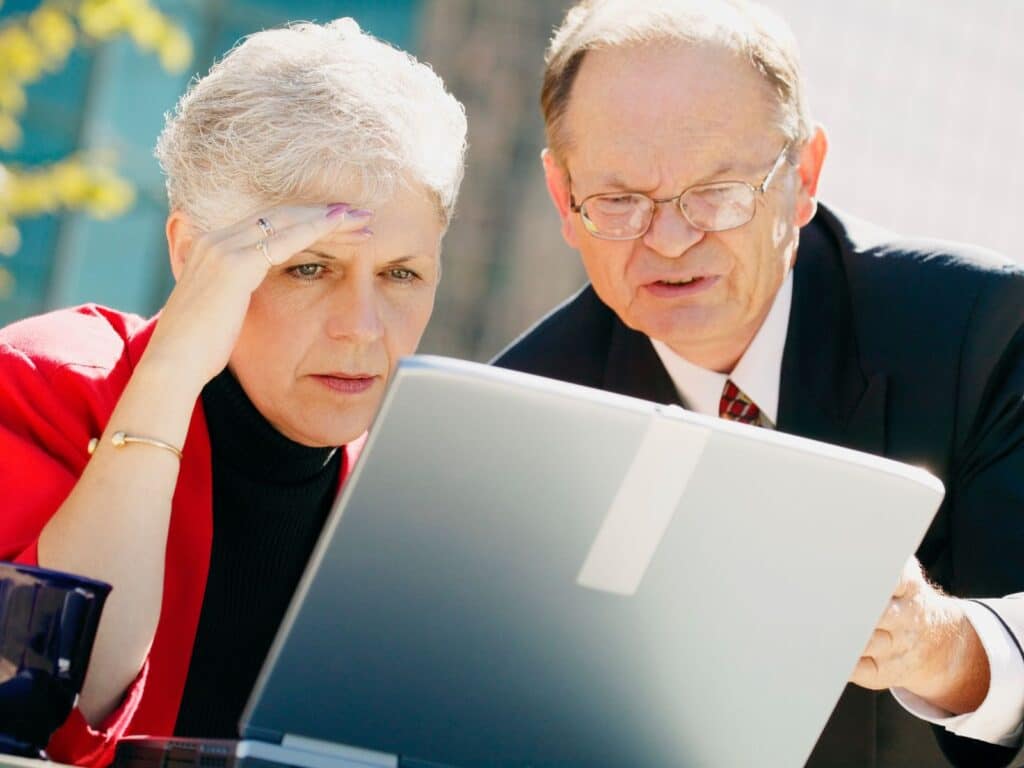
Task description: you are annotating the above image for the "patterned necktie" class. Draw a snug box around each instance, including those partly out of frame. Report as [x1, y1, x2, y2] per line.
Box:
[719, 379, 769, 427]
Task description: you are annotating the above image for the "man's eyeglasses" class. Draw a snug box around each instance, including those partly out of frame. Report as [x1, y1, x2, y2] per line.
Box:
[569, 143, 792, 241]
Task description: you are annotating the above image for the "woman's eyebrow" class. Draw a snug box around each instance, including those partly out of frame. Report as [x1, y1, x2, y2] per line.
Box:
[300, 251, 430, 264]
[302, 249, 337, 261]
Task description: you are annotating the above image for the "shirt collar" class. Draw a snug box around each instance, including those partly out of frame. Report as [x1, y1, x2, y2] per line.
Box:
[651, 270, 793, 423]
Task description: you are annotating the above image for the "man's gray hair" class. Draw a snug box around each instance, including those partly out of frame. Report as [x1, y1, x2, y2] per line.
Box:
[155, 18, 467, 230]
[542, 0, 812, 160]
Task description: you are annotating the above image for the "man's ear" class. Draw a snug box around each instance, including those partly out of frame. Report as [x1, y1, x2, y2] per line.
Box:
[541, 148, 580, 249]
[794, 124, 828, 228]
[165, 209, 194, 282]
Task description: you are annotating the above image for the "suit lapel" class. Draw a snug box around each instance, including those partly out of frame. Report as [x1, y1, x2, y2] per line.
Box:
[602, 318, 682, 406]
[778, 213, 888, 457]
[780, 212, 890, 768]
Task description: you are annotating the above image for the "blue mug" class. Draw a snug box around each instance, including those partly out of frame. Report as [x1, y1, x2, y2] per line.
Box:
[0, 562, 111, 758]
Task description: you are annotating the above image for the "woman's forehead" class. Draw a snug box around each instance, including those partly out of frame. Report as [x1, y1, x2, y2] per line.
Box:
[313, 185, 443, 258]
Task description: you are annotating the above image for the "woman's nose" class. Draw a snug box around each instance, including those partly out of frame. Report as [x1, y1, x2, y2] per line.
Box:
[324, 281, 384, 343]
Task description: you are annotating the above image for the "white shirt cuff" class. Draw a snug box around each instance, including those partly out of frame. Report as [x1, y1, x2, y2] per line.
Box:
[891, 600, 1024, 747]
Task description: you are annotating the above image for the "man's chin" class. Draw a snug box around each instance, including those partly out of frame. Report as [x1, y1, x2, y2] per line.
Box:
[633, 308, 725, 349]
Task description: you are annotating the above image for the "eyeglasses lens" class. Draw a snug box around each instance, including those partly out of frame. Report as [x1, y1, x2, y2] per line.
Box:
[680, 183, 756, 232]
[582, 194, 653, 239]
[582, 183, 757, 239]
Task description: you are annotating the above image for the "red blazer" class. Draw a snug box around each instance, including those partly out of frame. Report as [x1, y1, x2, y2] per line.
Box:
[0, 305, 363, 767]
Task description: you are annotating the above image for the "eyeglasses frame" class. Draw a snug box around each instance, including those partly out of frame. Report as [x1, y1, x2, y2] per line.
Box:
[568, 141, 794, 241]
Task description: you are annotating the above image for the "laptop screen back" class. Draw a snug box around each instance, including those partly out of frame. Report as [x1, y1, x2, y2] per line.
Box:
[242, 356, 941, 767]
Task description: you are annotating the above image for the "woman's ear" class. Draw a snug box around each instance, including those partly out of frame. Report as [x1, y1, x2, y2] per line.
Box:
[165, 210, 194, 282]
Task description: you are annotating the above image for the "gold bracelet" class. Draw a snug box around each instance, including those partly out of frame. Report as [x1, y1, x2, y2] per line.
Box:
[87, 431, 183, 460]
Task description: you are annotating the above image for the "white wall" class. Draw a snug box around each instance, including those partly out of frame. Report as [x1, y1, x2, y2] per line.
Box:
[766, 0, 1023, 260]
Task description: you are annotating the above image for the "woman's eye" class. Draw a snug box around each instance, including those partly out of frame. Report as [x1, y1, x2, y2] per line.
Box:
[288, 263, 325, 280]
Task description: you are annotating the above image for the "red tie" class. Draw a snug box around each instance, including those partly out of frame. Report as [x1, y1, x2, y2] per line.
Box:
[719, 379, 764, 426]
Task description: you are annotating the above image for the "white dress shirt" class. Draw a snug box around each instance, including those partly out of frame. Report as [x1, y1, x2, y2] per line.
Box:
[651, 271, 1024, 747]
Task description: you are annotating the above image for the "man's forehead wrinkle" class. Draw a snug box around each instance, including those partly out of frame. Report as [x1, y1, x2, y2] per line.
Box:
[565, 40, 784, 154]
[565, 58, 785, 195]
[571, 125, 759, 194]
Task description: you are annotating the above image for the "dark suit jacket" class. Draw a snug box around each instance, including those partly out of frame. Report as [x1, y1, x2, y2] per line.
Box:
[493, 204, 1024, 768]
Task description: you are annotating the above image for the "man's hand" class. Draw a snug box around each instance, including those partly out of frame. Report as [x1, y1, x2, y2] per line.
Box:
[851, 557, 991, 714]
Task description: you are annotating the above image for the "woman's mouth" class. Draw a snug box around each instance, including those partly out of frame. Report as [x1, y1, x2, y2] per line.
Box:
[311, 374, 379, 394]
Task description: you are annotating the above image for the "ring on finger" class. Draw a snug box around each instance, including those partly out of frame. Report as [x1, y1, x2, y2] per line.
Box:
[257, 216, 275, 238]
[256, 238, 272, 266]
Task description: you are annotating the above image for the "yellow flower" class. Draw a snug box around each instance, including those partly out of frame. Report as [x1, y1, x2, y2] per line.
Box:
[29, 6, 77, 62]
[9, 172, 59, 215]
[112, 0, 147, 16]
[128, 5, 165, 48]
[0, 0, 187, 263]
[50, 160, 92, 205]
[158, 25, 192, 72]
[0, 25, 45, 81]
[0, 164, 8, 210]
[0, 81, 27, 115]
[0, 223, 21, 258]
[0, 113, 23, 151]
[87, 175, 135, 218]
[78, 0, 126, 40]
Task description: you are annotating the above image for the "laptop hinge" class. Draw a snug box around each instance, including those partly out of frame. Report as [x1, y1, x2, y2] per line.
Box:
[280, 734, 397, 768]
[242, 725, 283, 743]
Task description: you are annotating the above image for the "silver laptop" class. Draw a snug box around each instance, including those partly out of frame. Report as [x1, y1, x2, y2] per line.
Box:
[119, 355, 944, 768]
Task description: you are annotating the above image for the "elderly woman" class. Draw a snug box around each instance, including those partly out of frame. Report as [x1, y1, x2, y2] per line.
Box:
[0, 19, 466, 766]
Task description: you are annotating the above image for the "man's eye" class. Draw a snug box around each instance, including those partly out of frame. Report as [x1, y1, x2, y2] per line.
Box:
[590, 194, 642, 215]
[288, 264, 325, 280]
[387, 267, 418, 282]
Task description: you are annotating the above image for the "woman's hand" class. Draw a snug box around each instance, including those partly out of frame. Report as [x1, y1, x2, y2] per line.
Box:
[145, 203, 372, 389]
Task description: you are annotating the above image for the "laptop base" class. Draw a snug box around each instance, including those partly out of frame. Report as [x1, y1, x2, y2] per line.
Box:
[113, 737, 398, 768]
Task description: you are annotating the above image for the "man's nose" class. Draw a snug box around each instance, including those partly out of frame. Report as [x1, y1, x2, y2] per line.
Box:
[641, 201, 705, 258]
[324, 279, 384, 343]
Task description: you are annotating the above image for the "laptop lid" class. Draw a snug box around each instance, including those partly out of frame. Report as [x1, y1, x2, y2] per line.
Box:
[241, 355, 942, 767]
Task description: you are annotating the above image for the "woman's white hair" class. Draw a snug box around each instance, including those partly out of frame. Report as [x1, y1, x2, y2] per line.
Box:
[155, 18, 467, 231]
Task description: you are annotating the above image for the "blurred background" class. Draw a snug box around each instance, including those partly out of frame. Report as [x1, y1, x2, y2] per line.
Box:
[0, 0, 1021, 361]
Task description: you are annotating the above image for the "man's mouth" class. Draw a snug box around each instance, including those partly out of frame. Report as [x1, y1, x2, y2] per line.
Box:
[656, 277, 703, 286]
[644, 275, 721, 296]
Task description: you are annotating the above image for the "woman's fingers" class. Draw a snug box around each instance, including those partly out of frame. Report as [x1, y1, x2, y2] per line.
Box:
[206, 203, 373, 266]
[259, 205, 374, 266]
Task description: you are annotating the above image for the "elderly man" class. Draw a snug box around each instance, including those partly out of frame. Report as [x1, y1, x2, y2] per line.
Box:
[493, 1, 1024, 766]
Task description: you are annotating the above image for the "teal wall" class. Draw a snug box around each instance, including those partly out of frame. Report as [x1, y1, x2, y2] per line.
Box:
[0, 0, 422, 325]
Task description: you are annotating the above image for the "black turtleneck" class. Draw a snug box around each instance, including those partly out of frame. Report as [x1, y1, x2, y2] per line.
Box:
[174, 368, 342, 737]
